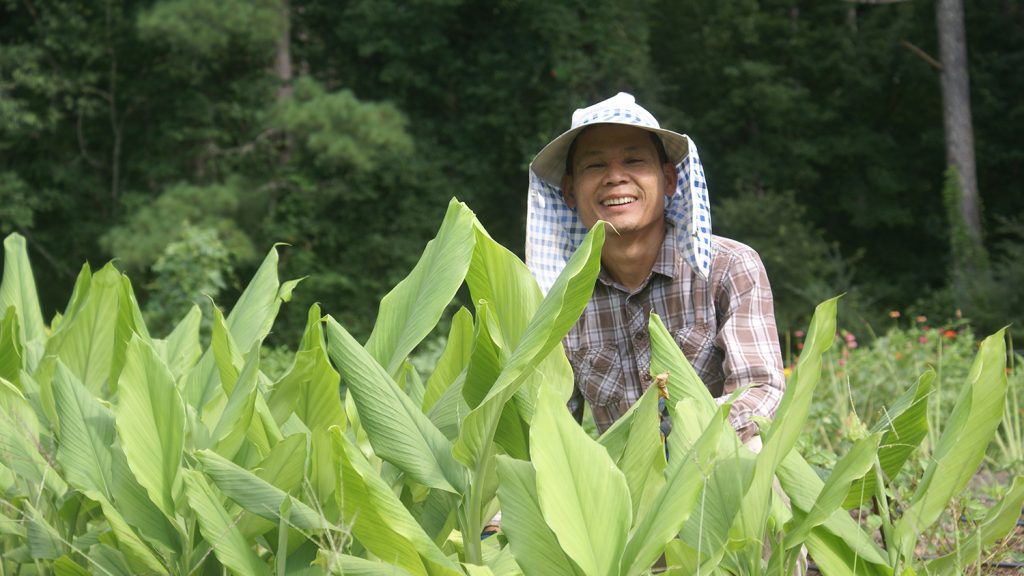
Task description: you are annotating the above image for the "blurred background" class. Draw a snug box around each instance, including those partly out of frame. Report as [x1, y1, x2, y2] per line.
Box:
[1, 0, 1022, 351]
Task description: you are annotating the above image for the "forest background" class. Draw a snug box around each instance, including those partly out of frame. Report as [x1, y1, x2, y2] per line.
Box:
[2, 0, 1022, 351]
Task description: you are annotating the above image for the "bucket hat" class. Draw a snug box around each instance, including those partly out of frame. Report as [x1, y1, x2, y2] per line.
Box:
[526, 92, 713, 293]
[530, 92, 691, 187]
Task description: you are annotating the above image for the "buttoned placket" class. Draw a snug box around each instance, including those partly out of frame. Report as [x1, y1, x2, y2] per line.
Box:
[623, 285, 654, 399]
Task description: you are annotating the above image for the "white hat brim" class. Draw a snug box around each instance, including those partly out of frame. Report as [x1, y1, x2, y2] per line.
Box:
[530, 122, 691, 187]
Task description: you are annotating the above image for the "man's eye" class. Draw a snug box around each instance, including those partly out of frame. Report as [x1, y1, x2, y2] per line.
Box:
[625, 157, 644, 164]
[585, 162, 605, 170]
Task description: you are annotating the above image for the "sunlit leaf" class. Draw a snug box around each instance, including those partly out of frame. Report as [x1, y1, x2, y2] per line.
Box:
[325, 316, 466, 494]
[894, 329, 1009, 559]
[422, 307, 474, 414]
[532, 385, 630, 576]
[495, 455, 585, 576]
[182, 469, 272, 576]
[330, 427, 462, 576]
[365, 198, 476, 376]
[115, 336, 185, 528]
[0, 233, 46, 371]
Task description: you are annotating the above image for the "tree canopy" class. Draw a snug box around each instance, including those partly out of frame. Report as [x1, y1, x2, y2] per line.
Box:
[2, 0, 1022, 341]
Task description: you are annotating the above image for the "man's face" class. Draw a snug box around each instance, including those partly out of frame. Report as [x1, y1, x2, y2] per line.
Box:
[561, 124, 676, 239]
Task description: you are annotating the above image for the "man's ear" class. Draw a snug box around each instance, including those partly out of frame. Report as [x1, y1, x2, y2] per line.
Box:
[662, 162, 677, 198]
[561, 174, 577, 208]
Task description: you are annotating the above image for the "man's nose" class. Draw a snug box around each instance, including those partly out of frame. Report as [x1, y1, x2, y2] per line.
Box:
[603, 161, 628, 185]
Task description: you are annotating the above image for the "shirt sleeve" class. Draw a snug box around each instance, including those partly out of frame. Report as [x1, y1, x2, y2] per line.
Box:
[712, 244, 786, 442]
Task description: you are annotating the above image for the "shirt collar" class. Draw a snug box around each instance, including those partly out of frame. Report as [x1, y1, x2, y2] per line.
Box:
[596, 227, 680, 292]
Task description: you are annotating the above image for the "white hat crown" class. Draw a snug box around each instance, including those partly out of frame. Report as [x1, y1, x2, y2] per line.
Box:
[570, 92, 661, 130]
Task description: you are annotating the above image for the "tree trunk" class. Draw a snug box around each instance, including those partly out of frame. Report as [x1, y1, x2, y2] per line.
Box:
[274, 0, 293, 101]
[274, 0, 294, 163]
[936, 0, 982, 245]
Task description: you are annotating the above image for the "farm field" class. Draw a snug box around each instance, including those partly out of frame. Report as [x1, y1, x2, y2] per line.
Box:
[1, 201, 1021, 575]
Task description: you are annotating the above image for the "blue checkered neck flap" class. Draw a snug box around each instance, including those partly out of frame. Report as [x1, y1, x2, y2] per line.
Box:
[526, 138, 713, 294]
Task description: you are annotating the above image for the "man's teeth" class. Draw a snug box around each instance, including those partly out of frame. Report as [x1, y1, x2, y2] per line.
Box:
[603, 197, 635, 206]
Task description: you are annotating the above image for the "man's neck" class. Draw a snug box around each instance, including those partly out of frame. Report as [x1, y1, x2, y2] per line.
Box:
[600, 225, 667, 292]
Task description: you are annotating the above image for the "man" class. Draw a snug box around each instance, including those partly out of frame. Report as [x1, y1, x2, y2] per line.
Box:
[526, 92, 785, 442]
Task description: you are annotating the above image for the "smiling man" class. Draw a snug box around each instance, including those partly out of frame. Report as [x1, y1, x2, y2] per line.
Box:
[526, 92, 785, 443]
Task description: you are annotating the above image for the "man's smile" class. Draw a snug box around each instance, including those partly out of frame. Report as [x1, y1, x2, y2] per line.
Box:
[601, 196, 637, 207]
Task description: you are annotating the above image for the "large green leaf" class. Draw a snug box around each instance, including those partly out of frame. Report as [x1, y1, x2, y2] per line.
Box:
[650, 313, 746, 571]
[110, 446, 181, 556]
[210, 341, 261, 460]
[24, 501, 63, 560]
[775, 450, 890, 573]
[54, 364, 178, 558]
[115, 336, 185, 529]
[195, 449, 332, 532]
[465, 222, 575, 420]
[88, 544, 135, 576]
[800, 526, 891, 576]
[207, 306, 282, 459]
[648, 313, 719, 420]
[53, 361, 115, 499]
[182, 468, 272, 576]
[46, 263, 122, 394]
[153, 304, 202, 382]
[109, 275, 152, 392]
[462, 303, 505, 410]
[597, 384, 665, 521]
[844, 371, 933, 508]
[365, 198, 476, 376]
[0, 376, 67, 496]
[0, 306, 23, 383]
[234, 433, 313, 539]
[422, 307, 474, 413]
[460, 304, 529, 460]
[893, 328, 1009, 560]
[619, 399, 727, 576]
[452, 221, 603, 470]
[731, 297, 839, 553]
[53, 556, 91, 576]
[182, 245, 298, 412]
[494, 455, 585, 576]
[451, 222, 603, 562]
[319, 553, 416, 576]
[269, 306, 344, 432]
[784, 433, 881, 549]
[925, 475, 1024, 575]
[0, 233, 46, 370]
[330, 427, 463, 576]
[325, 316, 466, 494]
[531, 384, 630, 576]
[427, 370, 471, 440]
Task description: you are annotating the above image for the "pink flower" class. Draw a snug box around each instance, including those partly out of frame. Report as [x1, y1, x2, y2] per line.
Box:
[794, 330, 805, 338]
[918, 335, 929, 344]
[916, 315, 927, 323]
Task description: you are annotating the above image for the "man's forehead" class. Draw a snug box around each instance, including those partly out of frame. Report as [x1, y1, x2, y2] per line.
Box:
[574, 125, 658, 155]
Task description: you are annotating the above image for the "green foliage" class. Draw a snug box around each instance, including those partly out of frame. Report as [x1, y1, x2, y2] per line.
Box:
[102, 183, 256, 273]
[714, 189, 867, 333]
[3, 197, 1020, 574]
[140, 224, 235, 338]
[136, 0, 282, 59]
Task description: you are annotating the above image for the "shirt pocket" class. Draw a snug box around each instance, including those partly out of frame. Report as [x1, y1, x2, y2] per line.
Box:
[572, 346, 625, 407]
[672, 323, 714, 365]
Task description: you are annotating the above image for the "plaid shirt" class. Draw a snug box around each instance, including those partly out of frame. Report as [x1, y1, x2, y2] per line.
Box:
[565, 231, 785, 441]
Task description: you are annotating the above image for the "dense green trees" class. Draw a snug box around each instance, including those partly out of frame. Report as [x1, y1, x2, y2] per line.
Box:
[2, 0, 1022, 341]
